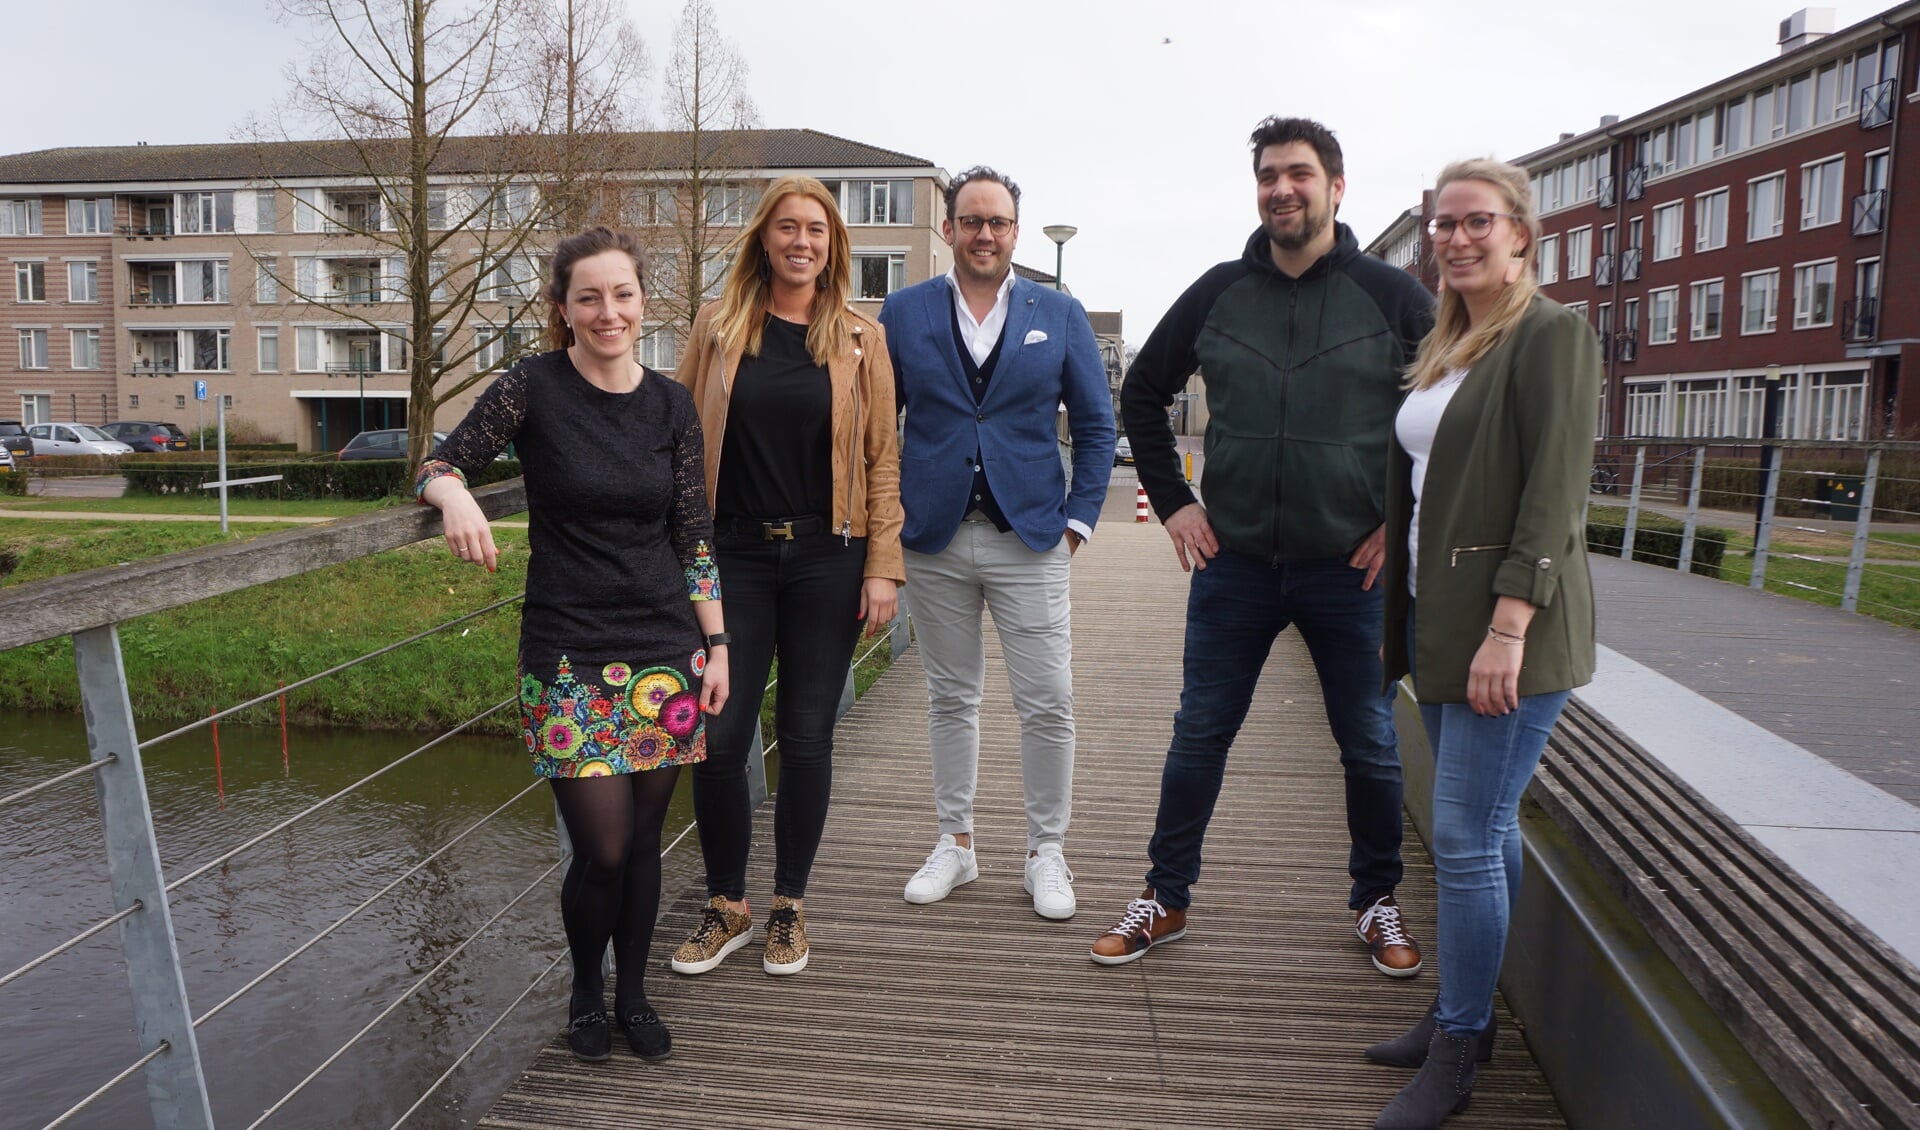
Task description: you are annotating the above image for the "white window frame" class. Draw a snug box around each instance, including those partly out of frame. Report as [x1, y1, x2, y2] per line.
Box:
[1565, 227, 1591, 280]
[256, 257, 279, 303]
[1747, 172, 1785, 241]
[13, 259, 46, 303]
[257, 326, 280, 373]
[1, 199, 43, 236]
[1648, 286, 1680, 344]
[1800, 154, 1845, 230]
[69, 327, 101, 370]
[1651, 201, 1684, 261]
[1792, 258, 1837, 330]
[637, 323, 676, 371]
[66, 259, 99, 303]
[1689, 278, 1724, 341]
[1536, 233, 1560, 284]
[66, 197, 113, 235]
[1741, 269, 1780, 335]
[17, 327, 49, 369]
[1694, 188, 1728, 252]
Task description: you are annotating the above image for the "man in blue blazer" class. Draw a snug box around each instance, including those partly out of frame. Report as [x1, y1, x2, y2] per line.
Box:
[879, 165, 1115, 922]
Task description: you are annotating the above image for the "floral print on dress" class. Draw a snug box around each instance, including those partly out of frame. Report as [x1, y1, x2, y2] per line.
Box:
[686, 538, 721, 601]
[520, 656, 706, 778]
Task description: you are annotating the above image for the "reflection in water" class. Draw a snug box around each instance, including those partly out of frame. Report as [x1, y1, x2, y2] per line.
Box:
[0, 711, 697, 1129]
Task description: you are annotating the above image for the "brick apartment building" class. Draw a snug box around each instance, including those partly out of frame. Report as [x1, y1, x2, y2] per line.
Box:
[1369, 5, 1920, 442]
[0, 130, 951, 450]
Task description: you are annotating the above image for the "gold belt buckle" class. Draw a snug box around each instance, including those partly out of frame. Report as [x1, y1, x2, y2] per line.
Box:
[763, 521, 796, 540]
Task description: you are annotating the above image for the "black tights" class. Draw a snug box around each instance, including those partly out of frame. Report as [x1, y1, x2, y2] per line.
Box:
[550, 767, 681, 1018]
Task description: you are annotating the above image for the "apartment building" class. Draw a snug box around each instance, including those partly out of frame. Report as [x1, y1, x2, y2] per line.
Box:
[1519, 5, 1920, 441]
[0, 130, 949, 450]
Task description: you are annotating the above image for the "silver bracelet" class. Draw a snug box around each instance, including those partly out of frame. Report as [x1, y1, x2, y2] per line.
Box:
[1486, 625, 1526, 645]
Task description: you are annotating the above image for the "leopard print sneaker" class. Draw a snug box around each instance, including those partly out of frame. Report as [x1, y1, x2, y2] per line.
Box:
[762, 895, 809, 976]
[671, 895, 754, 975]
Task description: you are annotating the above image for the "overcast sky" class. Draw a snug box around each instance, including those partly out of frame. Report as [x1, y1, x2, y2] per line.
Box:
[6, 0, 1873, 342]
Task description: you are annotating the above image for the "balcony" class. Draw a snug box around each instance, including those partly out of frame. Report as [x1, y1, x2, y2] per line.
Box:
[1842, 296, 1877, 342]
[1624, 164, 1647, 202]
[122, 195, 176, 241]
[1620, 248, 1642, 283]
[128, 361, 180, 377]
[1594, 253, 1615, 287]
[1597, 175, 1617, 210]
[1616, 332, 1638, 363]
[1861, 78, 1895, 129]
[324, 192, 385, 234]
[1851, 190, 1885, 237]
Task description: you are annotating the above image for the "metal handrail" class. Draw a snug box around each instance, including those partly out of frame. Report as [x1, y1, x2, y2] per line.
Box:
[41, 1042, 171, 1130]
[0, 753, 115, 811]
[0, 903, 141, 992]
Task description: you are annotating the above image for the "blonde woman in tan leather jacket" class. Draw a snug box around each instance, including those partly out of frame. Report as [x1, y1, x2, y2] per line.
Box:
[669, 175, 903, 979]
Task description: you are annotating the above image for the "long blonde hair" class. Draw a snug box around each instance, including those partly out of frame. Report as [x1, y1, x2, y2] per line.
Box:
[710, 175, 853, 365]
[1405, 158, 1542, 391]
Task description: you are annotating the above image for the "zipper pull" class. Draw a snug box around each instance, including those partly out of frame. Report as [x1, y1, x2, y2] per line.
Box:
[842, 519, 852, 545]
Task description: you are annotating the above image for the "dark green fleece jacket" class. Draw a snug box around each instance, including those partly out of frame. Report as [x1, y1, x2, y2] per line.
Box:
[1121, 224, 1434, 560]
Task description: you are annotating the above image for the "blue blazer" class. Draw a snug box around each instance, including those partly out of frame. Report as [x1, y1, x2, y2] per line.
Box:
[879, 275, 1115, 555]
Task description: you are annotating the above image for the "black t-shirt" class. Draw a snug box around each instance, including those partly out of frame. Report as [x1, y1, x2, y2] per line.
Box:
[715, 314, 833, 521]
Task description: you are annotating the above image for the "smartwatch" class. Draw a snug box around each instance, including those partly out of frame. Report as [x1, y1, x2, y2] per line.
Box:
[705, 632, 732, 650]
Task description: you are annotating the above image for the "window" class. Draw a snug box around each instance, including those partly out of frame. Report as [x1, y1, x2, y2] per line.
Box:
[1597, 302, 1613, 342]
[1742, 270, 1780, 334]
[14, 261, 45, 302]
[1800, 156, 1844, 228]
[701, 253, 732, 300]
[482, 254, 539, 301]
[21, 393, 51, 424]
[256, 258, 278, 303]
[1694, 189, 1728, 251]
[637, 324, 676, 371]
[488, 183, 539, 227]
[833, 180, 916, 225]
[1747, 174, 1784, 240]
[853, 252, 907, 300]
[175, 395, 187, 410]
[1536, 233, 1559, 283]
[258, 327, 279, 372]
[176, 191, 236, 234]
[181, 260, 230, 304]
[183, 329, 231, 371]
[1726, 97, 1749, 155]
[221, 394, 234, 410]
[1852, 258, 1881, 340]
[1651, 202, 1682, 261]
[704, 184, 756, 227]
[623, 186, 678, 226]
[18, 328, 48, 368]
[66, 198, 112, 234]
[1565, 227, 1590, 280]
[1787, 71, 1813, 134]
[475, 324, 537, 371]
[1690, 280, 1724, 340]
[67, 260, 98, 303]
[1674, 378, 1728, 438]
[1648, 287, 1679, 344]
[1565, 301, 1588, 319]
[427, 188, 448, 231]
[129, 395, 140, 409]
[1625, 383, 1663, 436]
[1793, 260, 1836, 329]
[256, 190, 276, 233]
[1, 199, 42, 235]
[1805, 370, 1866, 440]
[70, 328, 100, 370]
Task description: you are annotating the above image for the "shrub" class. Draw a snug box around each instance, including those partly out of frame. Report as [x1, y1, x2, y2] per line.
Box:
[0, 466, 27, 496]
[1700, 453, 1920, 520]
[123, 458, 521, 500]
[1586, 505, 1727, 579]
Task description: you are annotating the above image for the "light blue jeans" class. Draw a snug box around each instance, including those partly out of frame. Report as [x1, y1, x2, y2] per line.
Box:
[1410, 610, 1570, 1037]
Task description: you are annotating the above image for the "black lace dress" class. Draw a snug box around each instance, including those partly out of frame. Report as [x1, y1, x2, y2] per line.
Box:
[417, 350, 721, 778]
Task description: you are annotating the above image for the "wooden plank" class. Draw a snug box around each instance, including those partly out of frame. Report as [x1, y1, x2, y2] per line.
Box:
[480, 522, 1567, 1129]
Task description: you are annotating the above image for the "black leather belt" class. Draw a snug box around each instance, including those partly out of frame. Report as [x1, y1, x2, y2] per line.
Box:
[714, 514, 827, 541]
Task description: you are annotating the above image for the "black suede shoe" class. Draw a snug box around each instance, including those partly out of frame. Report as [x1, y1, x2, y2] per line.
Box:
[619, 1005, 673, 1062]
[1365, 995, 1496, 1067]
[565, 1009, 612, 1062]
[1374, 1027, 1478, 1129]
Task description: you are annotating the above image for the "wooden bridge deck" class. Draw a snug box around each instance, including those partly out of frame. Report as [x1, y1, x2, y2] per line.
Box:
[480, 517, 1567, 1129]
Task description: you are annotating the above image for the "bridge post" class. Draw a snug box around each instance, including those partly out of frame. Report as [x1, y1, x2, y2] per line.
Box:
[72, 625, 214, 1130]
[1677, 446, 1706, 574]
[1751, 458, 1781, 589]
[1841, 449, 1880, 612]
[745, 726, 769, 809]
[892, 589, 912, 662]
[1620, 446, 1647, 560]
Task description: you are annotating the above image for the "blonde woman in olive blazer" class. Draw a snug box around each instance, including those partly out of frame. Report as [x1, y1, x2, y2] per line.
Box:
[1365, 159, 1601, 1130]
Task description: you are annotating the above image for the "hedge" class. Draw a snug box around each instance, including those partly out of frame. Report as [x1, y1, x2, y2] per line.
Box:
[1586, 505, 1728, 579]
[122, 457, 522, 501]
[1699, 453, 1920, 520]
[0, 467, 26, 496]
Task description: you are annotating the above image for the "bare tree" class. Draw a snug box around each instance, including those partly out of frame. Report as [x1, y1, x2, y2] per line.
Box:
[641, 0, 761, 337]
[249, 0, 556, 466]
[508, 0, 652, 233]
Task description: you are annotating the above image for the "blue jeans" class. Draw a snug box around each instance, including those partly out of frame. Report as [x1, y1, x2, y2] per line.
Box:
[1145, 551, 1404, 911]
[1410, 609, 1571, 1037]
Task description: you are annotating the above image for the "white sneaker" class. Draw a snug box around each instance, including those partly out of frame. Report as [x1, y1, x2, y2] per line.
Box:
[1023, 843, 1077, 920]
[904, 834, 979, 904]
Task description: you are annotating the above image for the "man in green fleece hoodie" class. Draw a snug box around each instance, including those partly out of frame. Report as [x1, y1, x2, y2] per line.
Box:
[1090, 117, 1436, 979]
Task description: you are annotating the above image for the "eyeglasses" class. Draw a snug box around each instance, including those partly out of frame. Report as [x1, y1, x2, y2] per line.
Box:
[954, 215, 1016, 236]
[1427, 212, 1519, 241]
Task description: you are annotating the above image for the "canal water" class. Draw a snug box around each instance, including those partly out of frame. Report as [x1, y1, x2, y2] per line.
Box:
[0, 709, 702, 1129]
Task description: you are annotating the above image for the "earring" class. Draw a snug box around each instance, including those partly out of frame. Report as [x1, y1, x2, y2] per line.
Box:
[757, 251, 771, 283]
[816, 271, 829, 291]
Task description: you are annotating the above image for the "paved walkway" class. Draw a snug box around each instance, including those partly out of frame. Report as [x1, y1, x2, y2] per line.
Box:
[480, 508, 1566, 1129]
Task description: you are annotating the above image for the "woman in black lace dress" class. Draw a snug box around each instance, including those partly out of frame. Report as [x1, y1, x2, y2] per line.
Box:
[417, 226, 729, 1064]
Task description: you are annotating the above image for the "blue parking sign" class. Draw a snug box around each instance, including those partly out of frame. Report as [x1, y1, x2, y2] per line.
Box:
[194, 380, 208, 401]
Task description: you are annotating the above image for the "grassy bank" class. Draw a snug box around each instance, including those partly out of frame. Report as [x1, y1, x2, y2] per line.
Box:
[0, 515, 899, 739]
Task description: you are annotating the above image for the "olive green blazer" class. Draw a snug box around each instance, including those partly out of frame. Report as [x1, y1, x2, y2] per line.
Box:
[1383, 296, 1602, 703]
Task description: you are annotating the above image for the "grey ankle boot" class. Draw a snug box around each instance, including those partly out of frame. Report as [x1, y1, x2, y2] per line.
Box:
[1374, 1027, 1478, 1129]
[1365, 996, 1496, 1067]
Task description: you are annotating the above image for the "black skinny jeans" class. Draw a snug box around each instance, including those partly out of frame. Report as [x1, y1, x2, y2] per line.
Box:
[693, 531, 867, 900]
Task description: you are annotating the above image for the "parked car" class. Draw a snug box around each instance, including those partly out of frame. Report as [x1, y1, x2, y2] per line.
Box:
[24, 422, 135, 456]
[1114, 436, 1133, 467]
[102, 420, 190, 453]
[338, 429, 447, 461]
[0, 419, 32, 462]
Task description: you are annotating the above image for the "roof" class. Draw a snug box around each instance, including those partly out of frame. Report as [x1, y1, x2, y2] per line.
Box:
[0, 128, 935, 186]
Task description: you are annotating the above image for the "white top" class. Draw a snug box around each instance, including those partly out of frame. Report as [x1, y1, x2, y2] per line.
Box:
[1394, 367, 1467, 598]
[944, 267, 1015, 368]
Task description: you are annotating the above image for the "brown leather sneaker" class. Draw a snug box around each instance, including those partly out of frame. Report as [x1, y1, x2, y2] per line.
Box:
[1356, 893, 1423, 978]
[1090, 888, 1187, 965]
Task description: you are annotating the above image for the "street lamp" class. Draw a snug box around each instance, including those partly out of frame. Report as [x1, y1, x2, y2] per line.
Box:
[1043, 225, 1078, 291]
[1755, 363, 1783, 540]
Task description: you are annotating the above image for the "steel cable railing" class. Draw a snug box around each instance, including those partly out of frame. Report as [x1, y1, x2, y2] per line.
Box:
[41, 1042, 172, 1130]
[0, 903, 141, 992]
[0, 753, 115, 811]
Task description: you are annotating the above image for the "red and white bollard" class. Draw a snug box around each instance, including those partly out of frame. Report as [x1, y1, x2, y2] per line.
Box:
[1135, 485, 1151, 523]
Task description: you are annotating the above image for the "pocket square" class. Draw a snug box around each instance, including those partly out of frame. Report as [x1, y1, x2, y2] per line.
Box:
[1024, 329, 1049, 345]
